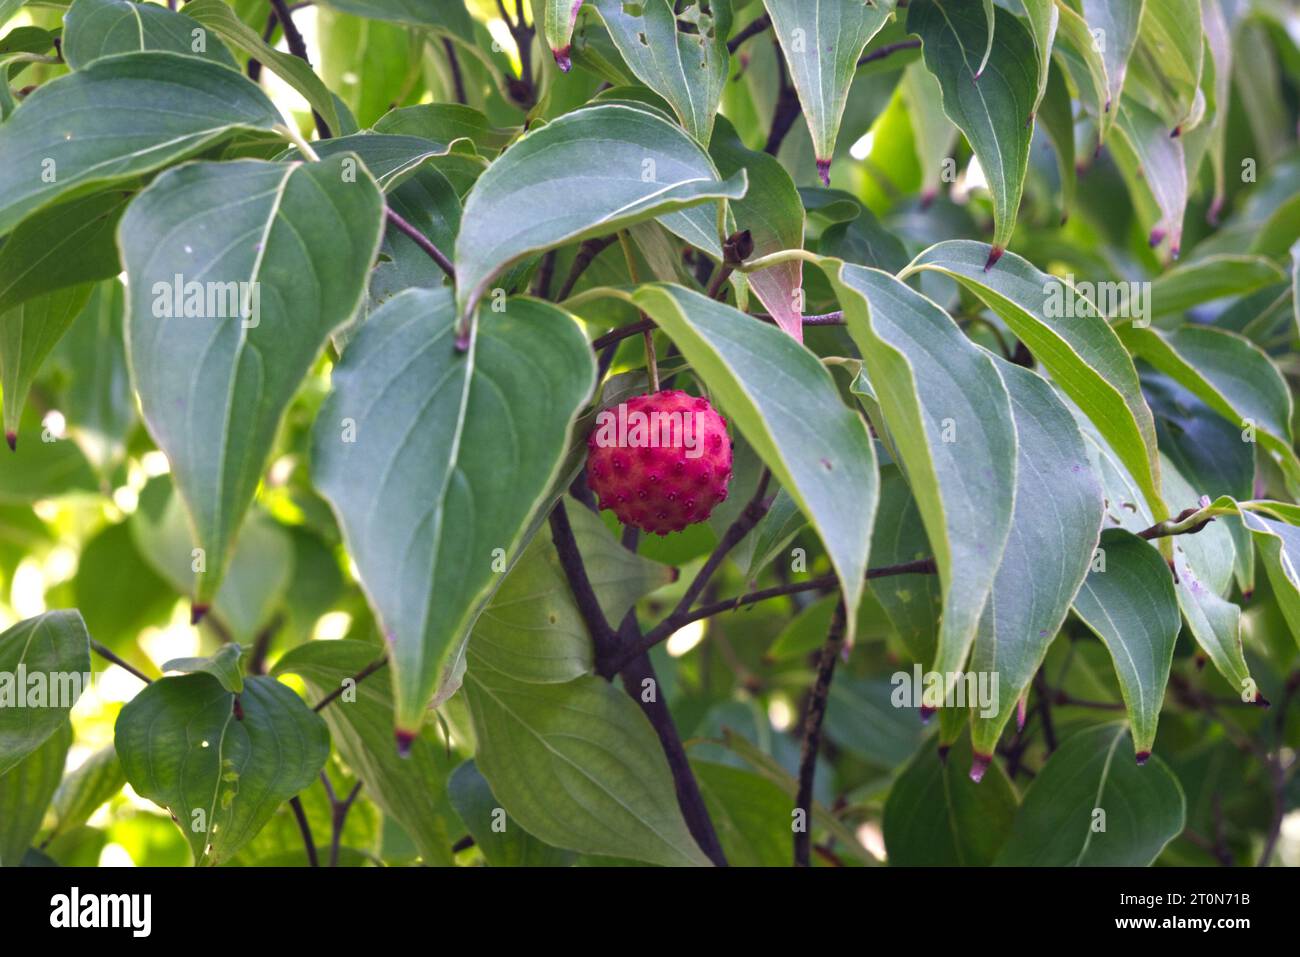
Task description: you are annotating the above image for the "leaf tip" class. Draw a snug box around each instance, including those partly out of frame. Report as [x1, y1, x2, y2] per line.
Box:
[983, 245, 1004, 272]
[552, 46, 573, 72]
[1016, 695, 1028, 731]
[936, 741, 950, 763]
[190, 603, 210, 626]
[1207, 196, 1223, 226]
[395, 729, 417, 757]
[1134, 750, 1151, 766]
[1169, 125, 1181, 139]
[1148, 227, 1166, 249]
[919, 704, 936, 725]
[969, 751, 992, 783]
[816, 158, 832, 188]
[4, 431, 14, 452]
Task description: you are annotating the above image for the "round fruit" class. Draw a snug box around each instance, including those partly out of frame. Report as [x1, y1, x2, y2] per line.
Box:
[586, 389, 733, 535]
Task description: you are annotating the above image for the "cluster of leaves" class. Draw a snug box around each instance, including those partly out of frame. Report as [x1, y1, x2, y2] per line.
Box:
[1, 0, 1299, 869]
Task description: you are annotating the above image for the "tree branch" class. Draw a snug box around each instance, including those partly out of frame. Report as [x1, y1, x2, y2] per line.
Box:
[268, 0, 331, 139]
[794, 600, 847, 867]
[90, 640, 151, 684]
[856, 39, 921, 68]
[556, 235, 618, 301]
[288, 795, 319, 866]
[313, 655, 388, 711]
[385, 207, 456, 280]
[727, 13, 771, 54]
[549, 500, 620, 657]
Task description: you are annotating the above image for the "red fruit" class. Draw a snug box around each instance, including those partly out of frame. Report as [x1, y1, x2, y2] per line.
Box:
[586, 389, 733, 536]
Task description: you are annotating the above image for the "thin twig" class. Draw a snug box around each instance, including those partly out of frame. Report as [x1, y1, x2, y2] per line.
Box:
[90, 640, 151, 684]
[442, 38, 467, 104]
[727, 13, 771, 54]
[556, 235, 618, 301]
[794, 601, 847, 867]
[313, 655, 388, 711]
[857, 39, 921, 68]
[385, 207, 456, 280]
[268, 0, 331, 138]
[765, 41, 801, 157]
[288, 796, 319, 867]
[549, 500, 620, 657]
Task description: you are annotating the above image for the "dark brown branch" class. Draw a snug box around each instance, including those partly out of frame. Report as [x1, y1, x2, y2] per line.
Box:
[386, 207, 456, 280]
[90, 640, 151, 684]
[794, 601, 847, 867]
[600, 471, 773, 676]
[245, 611, 284, 676]
[856, 38, 921, 68]
[1033, 672, 1058, 753]
[727, 13, 771, 53]
[320, 773, 363, 868]
[1136, 506, 1216, 541]
[288, 796, 319, 866]
[442, 38, 467, 104]
[268, 0, 331, 138]
[556, 235, 618, 301]
[549, 500, 620, 657]
[765, 43, 801, 157]
[313, 654, 388, 711]
[247, 10, 276, 82]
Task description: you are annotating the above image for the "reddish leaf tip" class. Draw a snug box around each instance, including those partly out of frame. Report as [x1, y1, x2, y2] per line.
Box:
[969, 752, 992, 783]
[1148, 227, 1166, 248]
[1254, 693, 1272, 709]
[983, 245, 1004, 272]
[1135, 750, 1151, 766]
[190, 603, 210, 626]
[919, 704, 936, 725]
[395, 730, 416, 757]
[816, 158, 832, 188]
[1170, 125, 1182, 139]
[936, 742, 950, 763]
[4, 431, 14, 452]
[552, 46, 573, 72]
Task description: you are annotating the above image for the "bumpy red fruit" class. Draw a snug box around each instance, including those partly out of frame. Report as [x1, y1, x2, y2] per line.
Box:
[586, 389, 733, 536]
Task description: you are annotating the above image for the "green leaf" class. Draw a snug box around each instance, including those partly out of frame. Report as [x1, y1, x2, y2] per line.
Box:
[163, 644, 245, 694]
[761, 0, 894, 182]
[1038, 58, 1076, 222]
[883, 736, 1017, 866]
[969, 361, 1104, 760]
[463, 667, 710, 867]
[1120, 324, 1297, 479]
[693, 761, 794, 868]
[48, 744, 125, 840]
[0, 431, 97, 502]
[563, 498, 675, 626]
[0, 51, 282, 236]
[829, 261, 1016, 680]
[709, 116, 805, 339]
[1, 284, 93, 439]
[290, 133, 465, 191]
[312, 288, 594, 734]
[0, 189, 131, 316]
[448, 760, 574, 866]
[1110, 96, 1187, 257]
[73, 520, 174, 654]
[121, 155, 385, 605]
[62, 0, 237, 70]
[313, 0, 474, 32]
[1020, 0, 1058, 115]
[115, 672, 329, 866]
[185, 0, 344, 137]
[1071, 530, 1180, 758]
[0, 720, 70, 867]
[455, 102, 746, 322]
[544, 0, 585, 70]
[272, 640, 457, 865]
[907, 0, 1038, 257]
[630, 283, 878, 643]
[866, 464, 941, 664]
[1236, 506, 1300, 656]
[372, 102, 513, 154]
[903, 240, 1167, 520]
[995, 724, 1184, 866]
[589, 0, 729, 145]
[1148, 255, 1287, 318]
[825, 676, 926, 770]
[0, 611, 91, 777]
[899, 62, 958, 205]
[1130, 0, 1202, 132]
[130, 477, 294, 643]
[53, 278, 136, 475]
[1080, 0, 1144, 121]
[1052, 2, 1109, 133]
